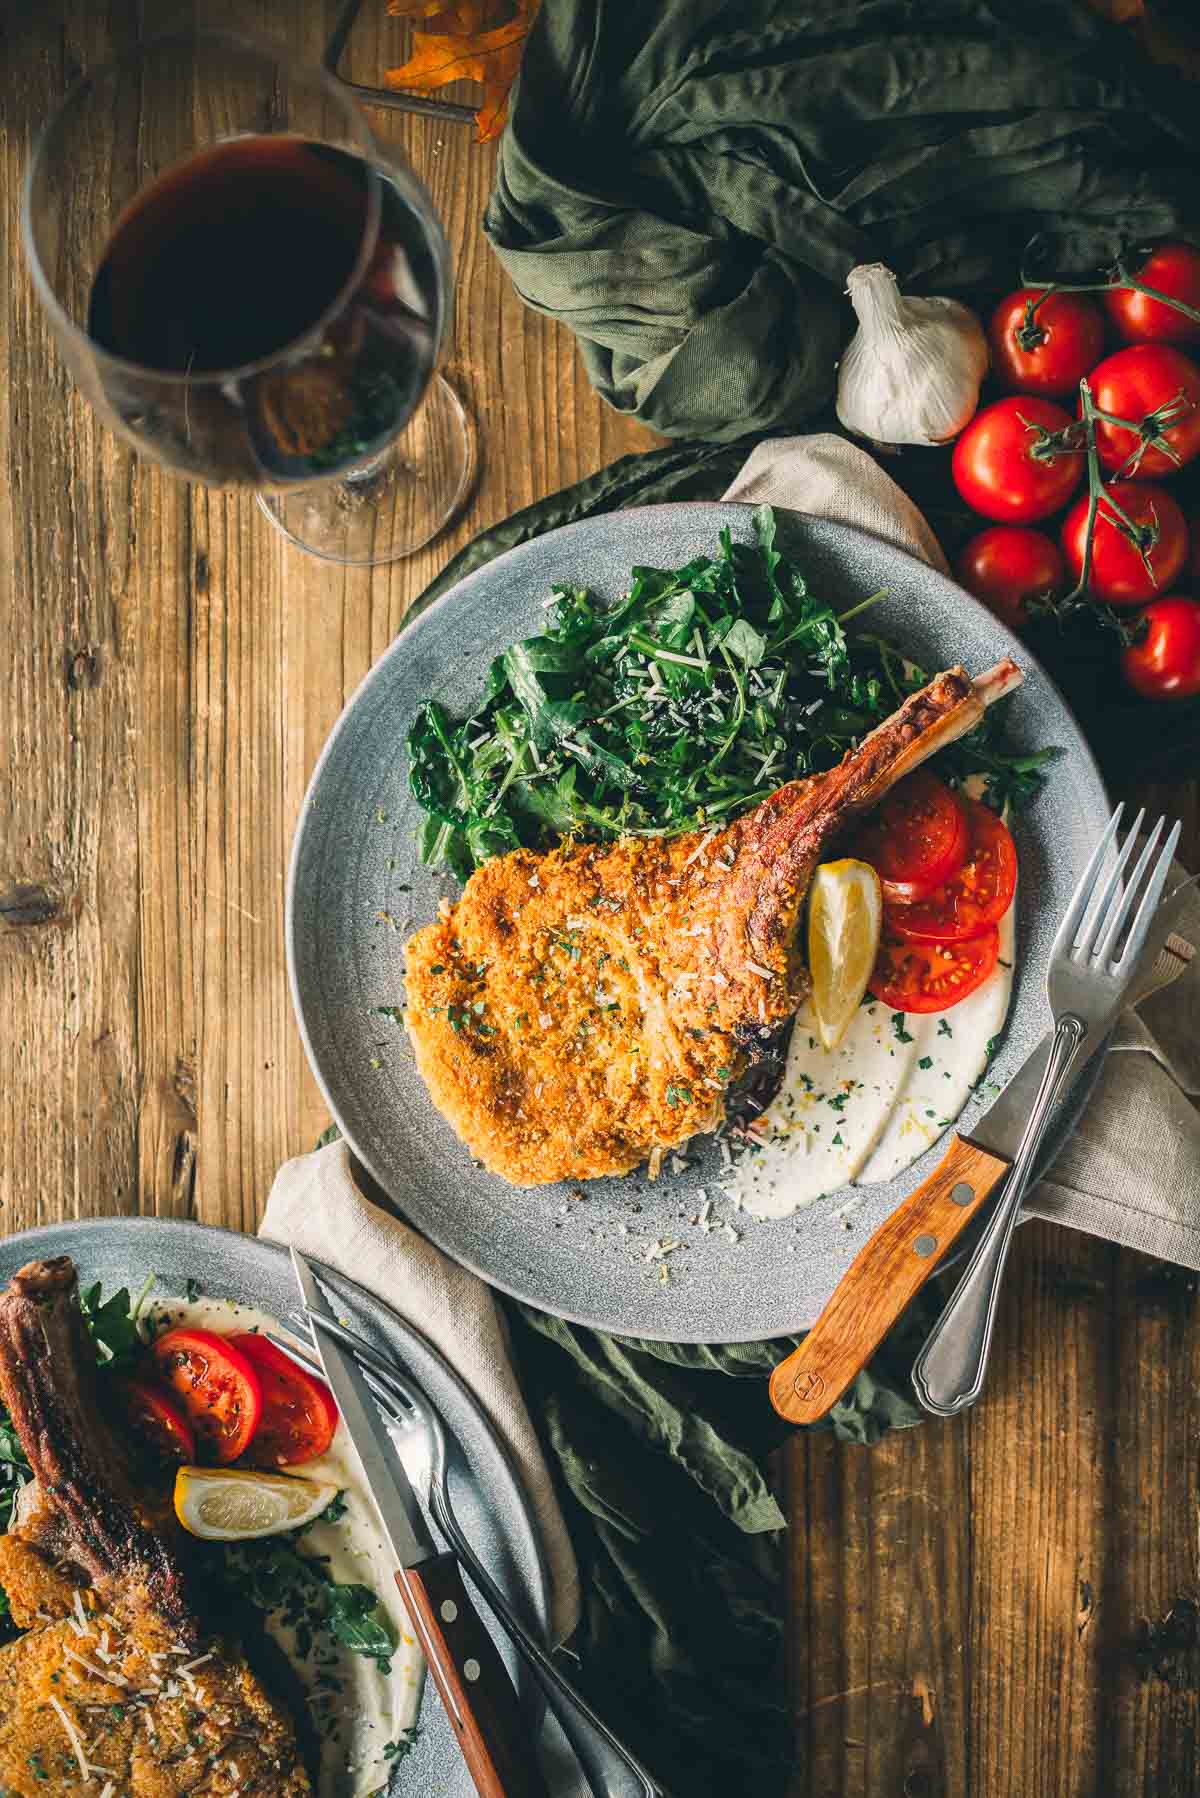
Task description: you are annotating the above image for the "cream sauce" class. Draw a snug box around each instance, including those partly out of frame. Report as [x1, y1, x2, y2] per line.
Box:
[145, 1297, 424, 1798]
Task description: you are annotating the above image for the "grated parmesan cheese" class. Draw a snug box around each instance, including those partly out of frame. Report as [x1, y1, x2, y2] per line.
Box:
[49, 1696, 89, 1780]
[63, 1647, 128, 1688]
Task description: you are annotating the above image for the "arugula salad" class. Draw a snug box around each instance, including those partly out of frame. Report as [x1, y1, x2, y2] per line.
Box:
[407, 506, 1052, 877]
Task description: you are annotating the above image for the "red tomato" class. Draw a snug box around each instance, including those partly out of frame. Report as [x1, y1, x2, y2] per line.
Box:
[1104, 243, 1200, 346]
[854, 771, 969, 903]
[1061, 481, 1188, 607]
[115, 1377, 197, 1467]
[1121, 596, 1200, 701]
[868, 928, 1000, 1013]
[988, 288, 1105, 398]
[150, 1328, 263, 1465]
[951, 397, 1083, 523]
[887, 801, 1018, 943]
[955, 526, 1065, 632]
[231, 1334, 339, 1468]
[1086, 345, 1200, 480]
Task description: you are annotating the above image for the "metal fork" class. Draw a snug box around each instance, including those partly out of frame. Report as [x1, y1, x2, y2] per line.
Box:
[911, 805, 1182, 1417]
[273, 1312, 666, 1798]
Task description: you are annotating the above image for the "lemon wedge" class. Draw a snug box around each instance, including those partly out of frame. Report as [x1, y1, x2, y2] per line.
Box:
[174, 1466, 340, 1541]
[807, 858, 882, 1051]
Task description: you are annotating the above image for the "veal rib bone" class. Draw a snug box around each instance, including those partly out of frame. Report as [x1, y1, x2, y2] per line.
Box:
[404, 661, 1021, 1186]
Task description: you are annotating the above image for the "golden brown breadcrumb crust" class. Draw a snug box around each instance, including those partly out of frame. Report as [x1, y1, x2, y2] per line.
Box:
[404, 669, 981, 1184]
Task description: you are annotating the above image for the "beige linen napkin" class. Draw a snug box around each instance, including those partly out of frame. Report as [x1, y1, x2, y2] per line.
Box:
[724, 434, 1200, 1265]
[260, 1141, 579, 1642]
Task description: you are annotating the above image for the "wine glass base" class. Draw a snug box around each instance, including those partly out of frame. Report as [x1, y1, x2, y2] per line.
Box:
[257, 372, 474, 565]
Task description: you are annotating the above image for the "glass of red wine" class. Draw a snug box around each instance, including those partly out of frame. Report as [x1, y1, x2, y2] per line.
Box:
[23, 30, 472, 564]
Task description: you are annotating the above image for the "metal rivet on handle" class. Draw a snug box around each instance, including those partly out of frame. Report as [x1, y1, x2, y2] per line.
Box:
[464, 1658, 481, 1682]
[440, 1600, 458, 1622]
[950, 1183, 975, 1207]
[914, 1234, 937, 1258]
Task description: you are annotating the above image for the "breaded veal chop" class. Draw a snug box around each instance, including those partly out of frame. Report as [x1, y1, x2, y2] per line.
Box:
[0, 1257, 309, 1797]
[405, 660, 1021, 1185]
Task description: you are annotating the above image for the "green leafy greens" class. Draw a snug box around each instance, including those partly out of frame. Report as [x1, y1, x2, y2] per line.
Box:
[219, 1535, 396, 1671]
[407, 506, 1053, 876]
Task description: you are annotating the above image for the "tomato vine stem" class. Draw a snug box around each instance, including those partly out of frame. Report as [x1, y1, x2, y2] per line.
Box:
[1015, 256, 1200, 329]
[1050, 377, 1142, 644]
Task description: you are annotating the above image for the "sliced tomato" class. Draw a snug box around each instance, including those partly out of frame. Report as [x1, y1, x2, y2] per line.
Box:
[887, 801, 1017, 943]
[868, 927, 1000, 1013]
[150, 1328, 263, 1465]
[231, 1333, 339, 1468]
[115, 1377, 196, 1467]
[854, 771, 970, 903]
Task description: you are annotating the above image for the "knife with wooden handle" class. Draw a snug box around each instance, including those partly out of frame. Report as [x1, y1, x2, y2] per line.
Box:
[769, 880, 1196, 1427]
[292, 1248, 550, 1798]
[769, 1133, 1009, 1424]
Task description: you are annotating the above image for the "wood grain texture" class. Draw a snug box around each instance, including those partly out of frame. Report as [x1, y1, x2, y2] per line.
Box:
[1, 7, 1198, 1798]
[399, 1554, 552, 1798]
[770, 1136, 1011, 1425]
[0, 0, 658, 1240]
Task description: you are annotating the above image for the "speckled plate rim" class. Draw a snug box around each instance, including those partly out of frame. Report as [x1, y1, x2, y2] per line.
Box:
[0, 1216, 552, 1798]
[286, 502, 1110, 1343]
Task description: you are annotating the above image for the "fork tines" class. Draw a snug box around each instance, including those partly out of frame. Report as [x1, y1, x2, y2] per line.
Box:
[1064, 805, 1182, 974]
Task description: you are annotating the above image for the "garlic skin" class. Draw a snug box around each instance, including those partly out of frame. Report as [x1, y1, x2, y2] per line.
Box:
[836, 263, 989, 446]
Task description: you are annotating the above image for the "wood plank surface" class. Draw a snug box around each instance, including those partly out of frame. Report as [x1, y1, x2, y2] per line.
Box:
[1, 6, 1198, 1798]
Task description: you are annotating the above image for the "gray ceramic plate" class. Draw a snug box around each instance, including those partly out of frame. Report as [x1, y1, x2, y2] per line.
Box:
[0, 1218, 551, 1798]
[288, 504, 1110, 1343]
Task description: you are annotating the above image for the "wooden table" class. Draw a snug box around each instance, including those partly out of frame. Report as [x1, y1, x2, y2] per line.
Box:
[2, 6, 1197, 1795]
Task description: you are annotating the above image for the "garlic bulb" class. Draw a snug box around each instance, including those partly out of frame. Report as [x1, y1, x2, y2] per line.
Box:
[836, 263, 988, 446]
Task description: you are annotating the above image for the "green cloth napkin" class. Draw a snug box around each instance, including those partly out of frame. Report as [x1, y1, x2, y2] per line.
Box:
[413, 446, 950, 1797]
[486, 0, 1200, 443]
[502, 1302, 939, 1797]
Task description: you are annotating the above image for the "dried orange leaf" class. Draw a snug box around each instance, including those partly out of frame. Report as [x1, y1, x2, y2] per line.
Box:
[383, 0, 538, 143]
[388, 1, 464, 17]
[474, 71, 513, 141]
[388, 0, 515, 31]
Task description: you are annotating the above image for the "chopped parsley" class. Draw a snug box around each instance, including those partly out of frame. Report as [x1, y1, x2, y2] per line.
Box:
[917, 1056, 933, 1071]
[384, 1727, 422, 1762]
[218, 1534, 396, 1672]
[891, 1013, 914, 1045]
[937, 1019, 953, 1038]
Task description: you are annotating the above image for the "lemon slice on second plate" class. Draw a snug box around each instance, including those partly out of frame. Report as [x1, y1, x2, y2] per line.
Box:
[807, 858, 883, 1051]
[174, 1466, 340, 1541]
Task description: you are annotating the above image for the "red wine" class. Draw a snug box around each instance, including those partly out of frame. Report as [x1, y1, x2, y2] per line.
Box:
[87, 136, 439, 483]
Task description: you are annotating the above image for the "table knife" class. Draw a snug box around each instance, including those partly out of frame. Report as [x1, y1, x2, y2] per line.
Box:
[769, 876, 1195, 1427]
[291, 1247, 550, 1798]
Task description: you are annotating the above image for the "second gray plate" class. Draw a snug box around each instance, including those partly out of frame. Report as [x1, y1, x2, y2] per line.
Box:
[287, 504, 1110, 1343]
[0, 1219, 551, 1798]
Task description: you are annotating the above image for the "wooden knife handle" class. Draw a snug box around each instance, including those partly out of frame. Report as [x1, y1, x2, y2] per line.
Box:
[768, 1134, 1011, 1427]
[397, 1553, 550, 1798]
